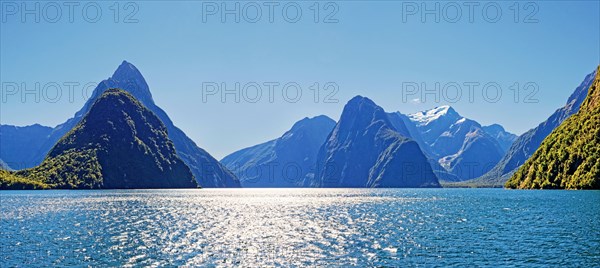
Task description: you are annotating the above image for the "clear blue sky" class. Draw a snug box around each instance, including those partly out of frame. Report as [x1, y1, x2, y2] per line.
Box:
[1, 1, 599, 159]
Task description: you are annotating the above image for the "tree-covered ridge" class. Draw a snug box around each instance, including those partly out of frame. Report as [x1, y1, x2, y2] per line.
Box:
[0, 170, 50, 190]
[17, 149, 103, 189]
[506, 66, 600, 189]
[7, 88, 198, 189]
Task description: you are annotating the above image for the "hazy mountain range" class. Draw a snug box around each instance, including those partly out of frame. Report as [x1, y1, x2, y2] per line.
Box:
[221, 116, 336, 187]
[0, 124, 52, 170]
[2, 61, 598, 189]
[225, 99, 517, 186]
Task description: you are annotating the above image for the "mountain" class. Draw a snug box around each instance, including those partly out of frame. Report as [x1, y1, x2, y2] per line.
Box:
[221, 115, 336, 187]
[0, 124, 52, 170]
[397, 106, 506, 181]
[482, 124, 518, 153]
[384, 112, 413, 139]
[0, 159, 12, 171]
[506, 66, 600, 189]
[472, 69, 598, 186]
[16, 88, 198, 189]
[387, 112, 459, 182]
[14, 61, 239, 187]
[305, 96, 440, 188]
[407, 106, 465, 157]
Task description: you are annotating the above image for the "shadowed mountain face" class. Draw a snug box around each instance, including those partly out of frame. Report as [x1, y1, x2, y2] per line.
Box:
[387, 112, 458, 182]
[17, 89, 197, 189]
[388, 106, 508, 181]
[506, 66, 600, 189]
[221, 116, 336, 187]
[8, 61, 239, 187]
[0, 124, 52, 170]
[305, 96, 440, 188]
[473, 69, 598, 186]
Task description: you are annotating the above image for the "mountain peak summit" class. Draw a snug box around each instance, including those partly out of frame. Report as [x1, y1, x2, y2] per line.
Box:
[290, 115, 335, 132]
[431, 105, 456, 115]
[408, 105, 459, 126]
[113, 60, 139, 77]
[347, 95, 376, 107]
[106, 60, 154, 106]
[339, 96, 390, 131]
[483, 123, 506, 132]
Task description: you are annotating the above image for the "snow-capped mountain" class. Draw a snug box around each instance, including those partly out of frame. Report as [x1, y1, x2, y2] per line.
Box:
[393, 106, 513, 181]
[408, 105, 457, 127]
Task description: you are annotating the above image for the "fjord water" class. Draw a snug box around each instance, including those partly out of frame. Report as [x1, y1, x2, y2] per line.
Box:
[1, 189, 598, 267]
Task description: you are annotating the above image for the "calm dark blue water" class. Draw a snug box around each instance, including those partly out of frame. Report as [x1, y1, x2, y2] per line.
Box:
[1, 189, 599, 267]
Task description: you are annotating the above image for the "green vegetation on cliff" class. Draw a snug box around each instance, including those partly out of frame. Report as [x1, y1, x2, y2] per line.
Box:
[506, 66, 600, 189]
[17, 149, 103, 189]
[0, 170, 49, 190]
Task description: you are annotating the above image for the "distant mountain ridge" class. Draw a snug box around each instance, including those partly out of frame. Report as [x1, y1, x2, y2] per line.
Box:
[221, 116, 336, 187]
[0, 124, 52, 170]
[15, 88, 198, 189]
[482, 124, 518, 152]
[223, 97, 515, 186]
[305, 96, 440, 188]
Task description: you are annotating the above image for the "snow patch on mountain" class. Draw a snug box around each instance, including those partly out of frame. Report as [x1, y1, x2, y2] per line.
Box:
[408, 105, 456, 126]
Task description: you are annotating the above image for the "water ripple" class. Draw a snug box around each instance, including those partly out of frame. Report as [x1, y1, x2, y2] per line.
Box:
[1, 189, 599, 267]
